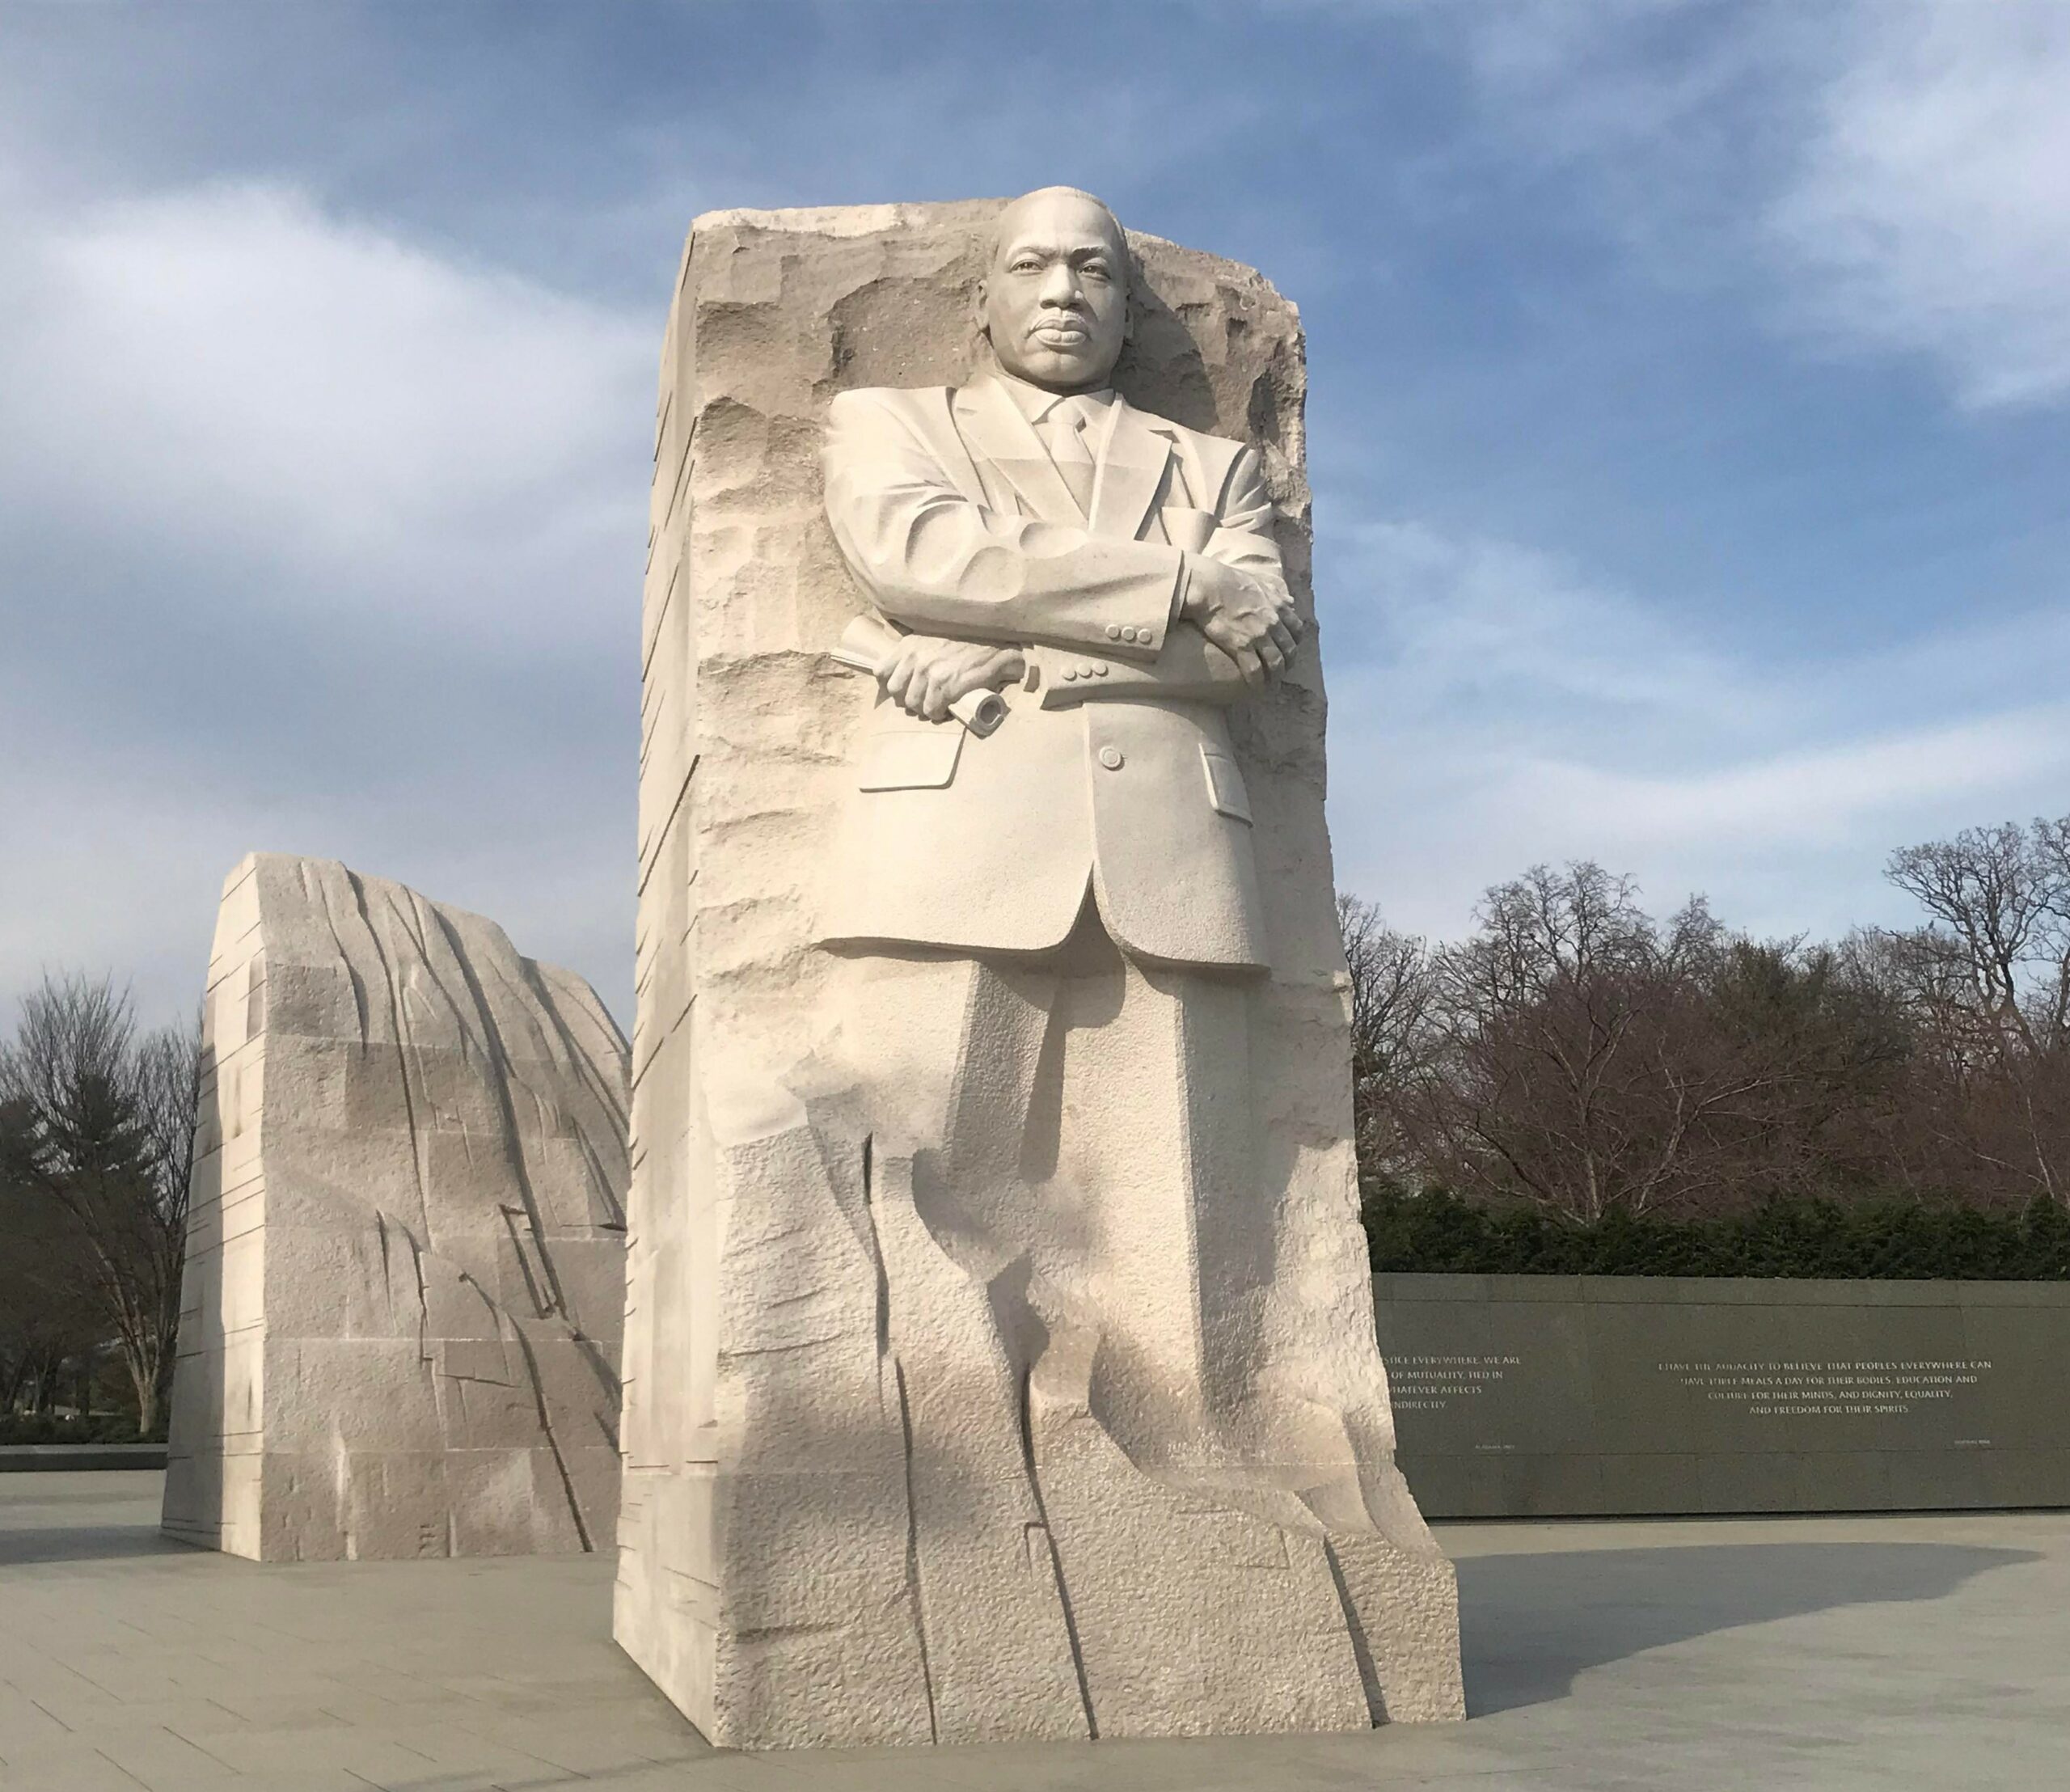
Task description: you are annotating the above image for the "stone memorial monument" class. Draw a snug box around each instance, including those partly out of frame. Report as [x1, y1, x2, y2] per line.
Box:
[616, 189, 1464, 1746]
[162, 852, 628, 1561]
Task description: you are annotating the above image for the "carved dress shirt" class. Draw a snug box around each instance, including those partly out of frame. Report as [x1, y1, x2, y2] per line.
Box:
[1000, 378, 1115, 517]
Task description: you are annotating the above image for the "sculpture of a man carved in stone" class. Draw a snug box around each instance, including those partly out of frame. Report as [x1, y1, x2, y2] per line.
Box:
[613, 184, 1460, 1744]
[822, 187, 1303, 968]
[804, 192, 1443, 1737]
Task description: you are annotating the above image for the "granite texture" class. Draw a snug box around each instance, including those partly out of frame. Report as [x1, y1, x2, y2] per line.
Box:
[162, 853, 628, 1560]
[616, 199, 1461, 1748]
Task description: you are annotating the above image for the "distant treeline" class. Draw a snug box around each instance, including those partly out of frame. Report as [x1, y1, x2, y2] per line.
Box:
[1345, 814, 2070, 1273]
[1363, 1182, 2070, 1279]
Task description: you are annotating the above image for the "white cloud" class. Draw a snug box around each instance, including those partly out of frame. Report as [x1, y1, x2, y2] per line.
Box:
[1325, 520, 2070, 943]
[1308, 4, 2070, 934]
[1348, 520, 1755, 732]
[1504, 709, 2070, 849]
[0, 177, 648, 1025]
[1767, 1, 2070, 409]
[0, 729, 633, 1033]
[1403, 0, 2070, 411]
[0, 180, 652, 643]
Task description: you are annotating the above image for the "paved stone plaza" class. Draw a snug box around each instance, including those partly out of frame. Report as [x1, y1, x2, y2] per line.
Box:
[2, 1473, 2064, 1790]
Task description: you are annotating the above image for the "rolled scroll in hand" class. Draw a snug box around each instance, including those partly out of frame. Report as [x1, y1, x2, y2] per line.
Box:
[830, 612, 1008, 738]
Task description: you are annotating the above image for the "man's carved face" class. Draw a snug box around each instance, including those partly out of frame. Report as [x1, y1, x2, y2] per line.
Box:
[978, 189, 1130, 394]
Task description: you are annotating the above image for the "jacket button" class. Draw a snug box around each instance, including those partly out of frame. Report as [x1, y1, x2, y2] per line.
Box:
[1092, 661, 1109, 676]
[1105, 623, 1122, 640]
[1121, 625, 1139, 643]
[1099, 746, 1124, 771]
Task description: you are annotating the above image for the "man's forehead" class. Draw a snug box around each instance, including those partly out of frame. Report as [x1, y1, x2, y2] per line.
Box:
[992, 192, 1126, 260]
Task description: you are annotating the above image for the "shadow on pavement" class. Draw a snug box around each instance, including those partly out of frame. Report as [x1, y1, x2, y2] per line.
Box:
[1458, 1540, 2040, 1715]
[0, 1524, 192, 1566]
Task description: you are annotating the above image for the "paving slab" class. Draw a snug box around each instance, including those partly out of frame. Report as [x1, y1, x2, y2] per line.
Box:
[3, 1473, 2064, 1790]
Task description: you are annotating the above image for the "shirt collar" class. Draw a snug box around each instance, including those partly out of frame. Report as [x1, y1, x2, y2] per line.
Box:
[989, 370, 1117, 425]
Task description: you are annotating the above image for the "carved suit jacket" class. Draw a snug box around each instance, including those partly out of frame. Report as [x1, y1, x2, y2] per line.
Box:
[816, 373, 1284, 969]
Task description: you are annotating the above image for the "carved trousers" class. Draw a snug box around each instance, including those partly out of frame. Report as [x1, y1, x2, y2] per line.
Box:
[827, 901, 1438, 1742]
[843, 897, 1267, 1471]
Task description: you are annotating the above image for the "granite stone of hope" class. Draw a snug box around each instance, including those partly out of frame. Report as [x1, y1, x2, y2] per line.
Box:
[615, 188, 1466, 1748]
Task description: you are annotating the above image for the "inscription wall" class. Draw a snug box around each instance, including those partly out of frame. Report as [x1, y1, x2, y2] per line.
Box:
[1372, 1274, 2070, 1518]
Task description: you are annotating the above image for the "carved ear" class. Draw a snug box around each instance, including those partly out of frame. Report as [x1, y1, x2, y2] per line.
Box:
[972, 277, 991, 347]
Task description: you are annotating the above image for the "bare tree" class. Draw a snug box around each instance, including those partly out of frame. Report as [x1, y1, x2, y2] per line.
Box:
[0, 976, 201, 1431]
[1886, 821, 2070, 1051]
[1341, 824, 2070, 1227]
[1362, 864, 1907, 1223]
[1878, 817, 2070, 1206]
[1336, 894, 1434, 1173]
[1406, 866, 1719, 1219]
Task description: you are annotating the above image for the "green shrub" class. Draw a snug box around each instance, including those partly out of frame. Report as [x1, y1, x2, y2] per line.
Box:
[1362, 1183, 2070, 1279]
[0, 1412, 160, 1446]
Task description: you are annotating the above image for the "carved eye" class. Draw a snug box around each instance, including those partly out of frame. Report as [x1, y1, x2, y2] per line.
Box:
[1010, 256, 1044, 275]
[1081, 260, 1112, 283]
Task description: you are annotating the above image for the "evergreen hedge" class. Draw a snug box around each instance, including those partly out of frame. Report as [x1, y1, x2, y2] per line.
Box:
[1362, 1183, 2070, 1280]
[0, 1413, 162, 1446]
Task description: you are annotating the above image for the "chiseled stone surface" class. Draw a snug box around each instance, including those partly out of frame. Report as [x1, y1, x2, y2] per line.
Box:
[617, 197, 1463, 1748]
[162, 852, 628, 1561]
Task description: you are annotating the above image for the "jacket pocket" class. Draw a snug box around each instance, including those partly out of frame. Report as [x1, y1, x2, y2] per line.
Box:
[857, 726, 963, 792]
[1199, 747, 1253, 824]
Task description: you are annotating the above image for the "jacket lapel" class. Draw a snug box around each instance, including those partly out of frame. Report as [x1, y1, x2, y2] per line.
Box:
[953, 378, 1088, 525]
[1088, 397, 1174, 543]
[912, 387, 989, 508]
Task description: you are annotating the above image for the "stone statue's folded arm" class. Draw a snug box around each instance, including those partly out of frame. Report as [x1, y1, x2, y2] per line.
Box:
[1024, 446, 1295, 706]
[823, 387, 1184, 658]
[1028, 624, 1244, 706]
[1196, 443, 1290, 587]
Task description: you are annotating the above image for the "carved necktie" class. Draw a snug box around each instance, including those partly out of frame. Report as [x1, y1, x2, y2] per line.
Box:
[1041, 394, 1100, 517]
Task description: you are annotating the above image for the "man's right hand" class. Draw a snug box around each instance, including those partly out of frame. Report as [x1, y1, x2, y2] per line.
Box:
[879, 636, 1026, 722]
[1181, 556, 1303, 685]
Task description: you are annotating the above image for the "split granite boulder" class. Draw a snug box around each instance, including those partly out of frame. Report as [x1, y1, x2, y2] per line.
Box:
[616, 197, 1465, 1746]
[161, 852, 628, 1561]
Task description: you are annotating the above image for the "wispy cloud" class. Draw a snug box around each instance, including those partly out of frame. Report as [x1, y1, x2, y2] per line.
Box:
[2, 0, 2063, 1029]
[0, 180, 651, 644]
[1346, 520, 1752, 733]
[1326, 518, 2070, 941]
[1299, 1, 2070, 940]
[0, 175, 650, 1021]
[1409, 0, 2070, 411]
[1766, 1, 2070, 409]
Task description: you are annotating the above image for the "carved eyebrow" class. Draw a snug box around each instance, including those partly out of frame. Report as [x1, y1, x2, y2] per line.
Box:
[1002, 239, 1118, 264]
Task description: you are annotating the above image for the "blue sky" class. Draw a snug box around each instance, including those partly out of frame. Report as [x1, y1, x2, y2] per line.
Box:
[3, 1, 2067, 1029]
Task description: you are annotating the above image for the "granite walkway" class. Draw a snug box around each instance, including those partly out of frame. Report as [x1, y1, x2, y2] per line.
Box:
[2, 1473, 2064, 1790]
